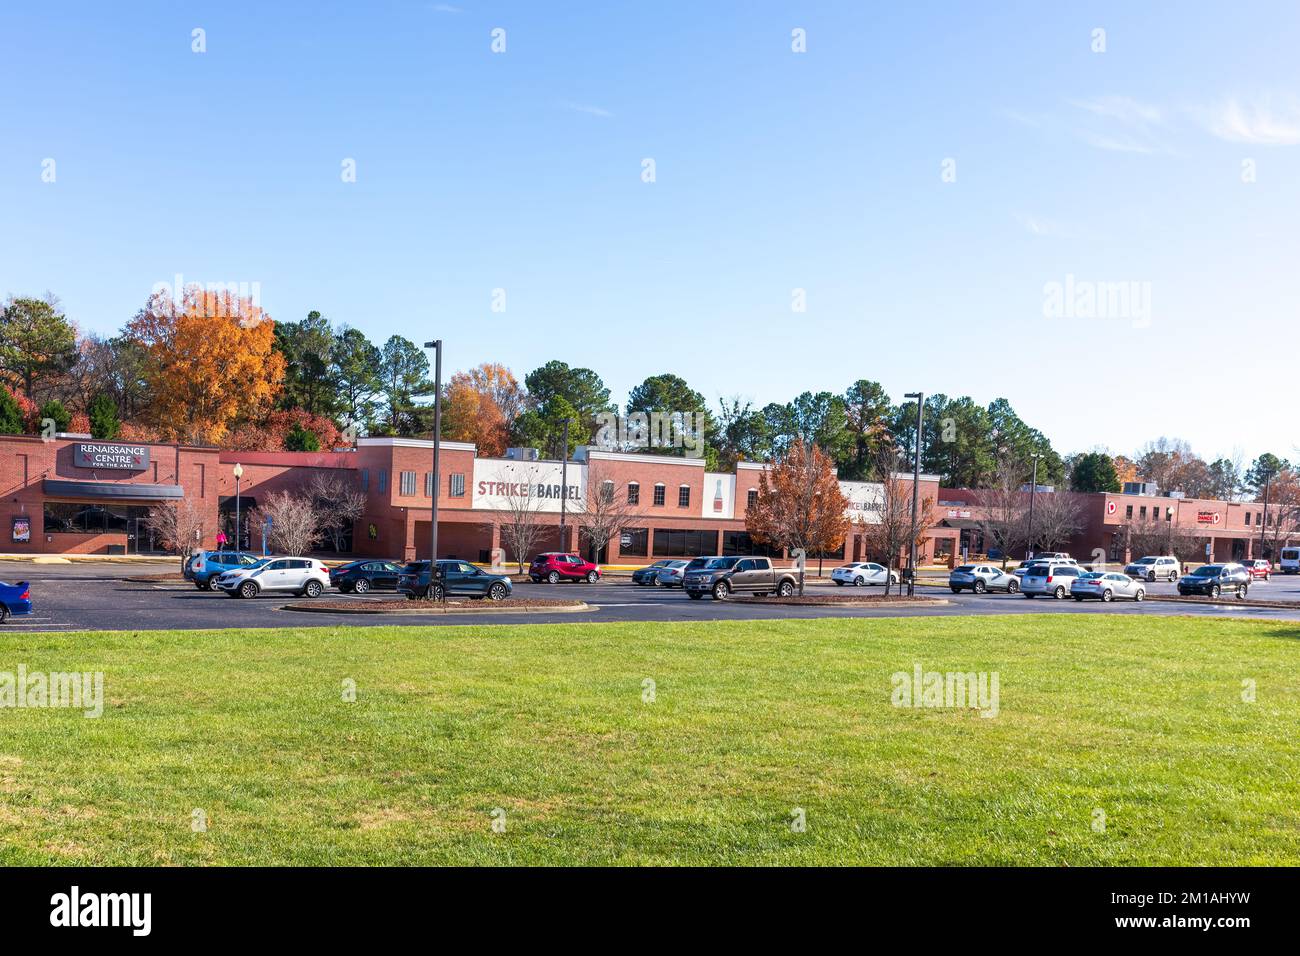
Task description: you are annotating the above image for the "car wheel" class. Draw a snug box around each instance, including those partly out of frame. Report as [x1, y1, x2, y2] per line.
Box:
[586, 570, 599, 584]
[712, 581, 730, 600]
[0, 605, 9, 624]
[687, 592, 703, 600]
[1101, 589, 1113, 602]
[1135, 589, 1145, 602]
[950, 586, 962, 594]
[1147, 571, 1156, 582]
[1053, 586, 1065, 600]
[1265, 573, 1271, 582]
[1007, 580, 1019, 594]
[353, 578, 369, 594]
[1168, 572, 1178, 583]
[303, 580, 323, 598]
[1210, 584, 1221, 598]
[547, 571, 560, 584]
[430, 584, 445, 602]
[778, 580, 795, 597]
[238, 581, 259, 600]
[488, 582, 507, 601]
[1238, 584, 1248, 599]
[854, 576, 866, 587]
[973, 579, 986, 594]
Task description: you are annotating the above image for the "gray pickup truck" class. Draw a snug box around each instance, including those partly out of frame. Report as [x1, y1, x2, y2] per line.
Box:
[683, 555, 799, 600]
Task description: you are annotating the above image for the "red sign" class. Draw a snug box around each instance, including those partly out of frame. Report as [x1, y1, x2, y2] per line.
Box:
[1197, 511, 1221, 525]
[1106, 501, 1117, 516]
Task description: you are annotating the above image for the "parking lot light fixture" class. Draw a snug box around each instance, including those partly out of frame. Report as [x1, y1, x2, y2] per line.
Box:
[1026, 454, 1041, 561]
[232, 462, 244, 552]
[423, 340, 442, 575]
[903, 392, 923, 597]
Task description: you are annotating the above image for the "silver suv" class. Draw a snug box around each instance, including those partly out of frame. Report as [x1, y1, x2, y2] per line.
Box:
[1123, 555, 1180, 582]
[1021, 562, 1083, 599]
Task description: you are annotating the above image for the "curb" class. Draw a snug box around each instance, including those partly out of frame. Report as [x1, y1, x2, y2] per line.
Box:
[280, 601, 593, 615]
[734, 597, 951, 608]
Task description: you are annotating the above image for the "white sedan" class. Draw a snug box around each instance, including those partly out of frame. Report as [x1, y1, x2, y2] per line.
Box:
[831, 562, 899, 587]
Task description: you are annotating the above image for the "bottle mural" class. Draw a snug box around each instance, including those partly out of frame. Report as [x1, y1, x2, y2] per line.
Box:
[713, 479, 724, 513]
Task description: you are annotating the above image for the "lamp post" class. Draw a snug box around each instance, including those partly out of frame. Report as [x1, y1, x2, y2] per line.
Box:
[1259, 471, 1272, 560]
[1026, 454, 1041, 560]
[423, 340, 442, 568]
[903, 392, 923, 597]
[558, 418, 570, 553]
[232, 462, 243, 552]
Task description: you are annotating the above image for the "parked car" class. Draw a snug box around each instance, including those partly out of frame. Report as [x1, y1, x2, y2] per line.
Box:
[632, 560, 678, 586]
[653, 560, 691, 588]
[398, 560, 512, 601]
[529, 553, 600, 584]
[683, 556, 798, 600]
[1072, 571, 1145, 602]
[1280, 547, 1300, 575]
[0, 581, 32, 623]
[329, 559, 406, 593]
[831, 562, 900, 587]
[1123, 555, 1180, 583]
[1177, 564, 1250, 599]
[1241, 558, 1272, 581]
[214, 557, 330, 599]
[949, 564, 1020, 594]
[1021, 563, 1083, 599]
[1028, 552, 1073, 562]
[185, 550, 263, 590]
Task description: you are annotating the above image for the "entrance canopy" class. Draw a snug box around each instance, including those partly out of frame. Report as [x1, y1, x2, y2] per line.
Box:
[43, 479, 184, 500]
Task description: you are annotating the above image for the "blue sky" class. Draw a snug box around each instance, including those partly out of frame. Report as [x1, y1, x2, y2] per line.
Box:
[2, 1, 1297, 465]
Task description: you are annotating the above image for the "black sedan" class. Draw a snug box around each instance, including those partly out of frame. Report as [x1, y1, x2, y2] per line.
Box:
[1177, 563, 1250, 599]
[397, 560, 513, 601]
[631, 560, 678, 586]
[329, 560, 405, 593]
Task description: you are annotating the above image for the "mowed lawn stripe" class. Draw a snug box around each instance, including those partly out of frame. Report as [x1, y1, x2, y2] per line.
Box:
[0, 615, 1295, 865]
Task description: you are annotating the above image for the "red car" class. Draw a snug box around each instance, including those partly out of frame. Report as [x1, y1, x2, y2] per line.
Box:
[529, 553, 601, 584]
[1241, 559, 1272, 581]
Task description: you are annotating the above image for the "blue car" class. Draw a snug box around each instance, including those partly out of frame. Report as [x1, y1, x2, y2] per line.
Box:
[0, 581, 32, 623]
[185, 551, 263, 590]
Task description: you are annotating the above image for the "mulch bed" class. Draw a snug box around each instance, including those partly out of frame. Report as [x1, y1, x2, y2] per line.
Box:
[736, 593, 945, 606]
[288, 597, 589, 614]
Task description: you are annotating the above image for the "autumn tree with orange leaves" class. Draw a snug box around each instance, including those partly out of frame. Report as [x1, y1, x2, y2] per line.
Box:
[125, 286, 285, 445]
[439, 362, 525, 457]
[746, 438, 849, 594]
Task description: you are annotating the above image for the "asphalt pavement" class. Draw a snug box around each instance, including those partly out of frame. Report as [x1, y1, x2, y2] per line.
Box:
[1, 561, 1298, 631]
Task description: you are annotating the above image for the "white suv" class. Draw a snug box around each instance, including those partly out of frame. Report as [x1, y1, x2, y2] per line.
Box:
[215, 557, 330, 599]
[1123, 555, 1180, 582]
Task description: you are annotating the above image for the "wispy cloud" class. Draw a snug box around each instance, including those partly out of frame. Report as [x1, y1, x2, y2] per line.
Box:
[1198, 96, 1300, 145]
[429, 3, 462, 13]
[559, 101, 613, 119]
[1013, 213, 1105, 241]
[1004, 96, 1167, 154]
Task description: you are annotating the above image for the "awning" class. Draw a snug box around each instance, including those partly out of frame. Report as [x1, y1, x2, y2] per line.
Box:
[218, 495, 257, 512]
[941, 517, 983, 530]
[43, 479, 184, 500]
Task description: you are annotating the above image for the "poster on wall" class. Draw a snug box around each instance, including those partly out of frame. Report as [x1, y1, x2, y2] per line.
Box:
[12, 516, 31, 543]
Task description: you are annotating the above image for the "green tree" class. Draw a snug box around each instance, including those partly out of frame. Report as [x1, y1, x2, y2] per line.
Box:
[0, 388, 23, 435]
[376, 336, 434, 436]
[88, 393, 121, 440]
[715, 396, 773, 467]
[0, 296, 78, 399]
[1245, 453, 1288, 496]
[514, 361, 614, 454]
[1206, 458, 1241, 501]
[790, 391, 855, 466]
[37, 398, 71, 434]
[284, 423, 321, 451]
[511, 396, 585, 459]
[625, 373, 718, 466]
[331, 327, 383, 433]
[1070, 451, 1121, 493]
[274, 311, 339, 416]
[921, 394, 996, 488]
[841, 379, 892, 479]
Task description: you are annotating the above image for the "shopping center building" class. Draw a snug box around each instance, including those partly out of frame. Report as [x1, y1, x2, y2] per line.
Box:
[0, 434, 953, 564]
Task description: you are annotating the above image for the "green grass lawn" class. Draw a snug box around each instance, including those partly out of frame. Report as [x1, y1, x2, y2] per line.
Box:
[0, 615, 1297, 865]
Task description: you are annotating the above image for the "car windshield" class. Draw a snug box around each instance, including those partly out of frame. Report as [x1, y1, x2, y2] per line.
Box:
[954, 565, 974, 572]
[1192, 566, 1221, 576]
[703, 557, 738, 569]
[1079, 572, 1104, 580]
[403, 562, 427, 573]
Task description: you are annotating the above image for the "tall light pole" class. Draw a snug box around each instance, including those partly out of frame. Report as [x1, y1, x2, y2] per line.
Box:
[424, 340, 442, 567]
[232, 462, 243, 552]
[903, 392, 923, 597]
[558, 418, 570, 553]
[1026, 454, 1041, 560]
[1259, 471, 1272, 559]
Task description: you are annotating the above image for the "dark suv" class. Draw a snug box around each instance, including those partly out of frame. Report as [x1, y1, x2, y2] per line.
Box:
[529, 553, 600, 584]
[682, 556, 799, 600]
[1177, 563, 1250, 598]
[398, 560, 512, 601]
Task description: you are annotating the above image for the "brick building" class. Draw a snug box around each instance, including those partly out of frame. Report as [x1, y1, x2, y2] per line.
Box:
[1, 434, 952, 565]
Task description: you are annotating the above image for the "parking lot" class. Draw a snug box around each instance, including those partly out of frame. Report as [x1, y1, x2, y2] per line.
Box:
[2, 561, 1300, 631]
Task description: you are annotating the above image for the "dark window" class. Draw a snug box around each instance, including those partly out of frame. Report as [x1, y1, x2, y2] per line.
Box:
[43, 503, 144, 535]
[653, 484, 665, 506]
[627, 482, 639, 505]
[1139, 506, 1147, 520]
[678, 485, 691, 508]
[747, 489, 758, 509]
[377, 470, 388, 493]
[652, 528, 717, 557]
[618, 527, 648, 557]
[600, 480, 614, 504]
[1125, 505, 1133, 519]
[360, 469, 370, 491]
[722, 530, 781, 557]
[400, 471, 417, 496]
[425, 473, 434, 497]
[449, 473, 466, 497]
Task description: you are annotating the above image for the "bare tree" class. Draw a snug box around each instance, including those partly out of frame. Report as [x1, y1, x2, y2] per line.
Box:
[252, 490, 323, 556]
[575, 463, 646, 564]
[856, 441, 928, 596]
[1028, 491, 1084, 553]
[485, 465, 550, 573]
[978, 452, 1030, 568]
[146, 497, 208, 569]
[1123, 517, 1204, 565]
[308, 471, 366, 553]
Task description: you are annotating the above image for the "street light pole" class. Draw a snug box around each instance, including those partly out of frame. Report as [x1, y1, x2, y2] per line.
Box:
[558, 418, 570, 553]
[1259, 472, 1272, 559]
[1026, 454, 1040, 560]
[903, 392, 923, 597]
[424, 340, 442, 567]
[232, 462, 243, 552]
